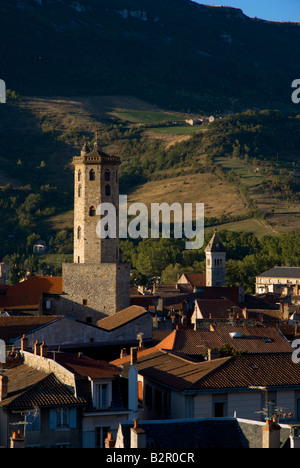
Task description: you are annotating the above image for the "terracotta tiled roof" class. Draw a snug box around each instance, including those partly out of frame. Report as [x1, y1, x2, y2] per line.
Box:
[0, 276, 63, 311]
[51, 352, 121, 379]
[97, 306, 148, 331]
[121, 350, 300, 392]
[200, 287, 240, 303]
[125, 350, 229, 391]
[180, 273, 206, 287]
[0, 316, 63, 344]
[189, 352, 299, 391]
[195, 298, 242, 320]
[110, 330, 177, 367]
[112, 325, 291, 368]
[0, 364, 86, 408]
[169, 326, 293, 356]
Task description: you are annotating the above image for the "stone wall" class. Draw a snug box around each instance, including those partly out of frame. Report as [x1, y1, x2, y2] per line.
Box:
[22, 351, 76, 390]
[61, 262, 130, 323]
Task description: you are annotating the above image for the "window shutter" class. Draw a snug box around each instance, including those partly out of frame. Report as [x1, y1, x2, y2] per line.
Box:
[69, 408, 77, 429]
[49, 409, 56, 430]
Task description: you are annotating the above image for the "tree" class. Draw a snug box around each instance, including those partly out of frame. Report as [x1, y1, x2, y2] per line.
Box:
[217, 344, 248, 358]
[7, 253, 26, 285]
[25, 255, 39, 276]
[161, 263, 183, 284]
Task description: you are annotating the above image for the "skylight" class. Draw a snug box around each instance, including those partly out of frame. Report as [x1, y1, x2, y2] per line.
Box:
[229, 332, 243, 339]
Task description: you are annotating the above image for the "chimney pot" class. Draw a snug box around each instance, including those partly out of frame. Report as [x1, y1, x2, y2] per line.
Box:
[21, 334, 28, 352]
[40, 342, 48, 358]
[10, 429, 25, 449]
[0, 374, 8, 401]
[262, 418, 281, 449]
[34, 340, 40, 356]
[104, 432, 116, 449]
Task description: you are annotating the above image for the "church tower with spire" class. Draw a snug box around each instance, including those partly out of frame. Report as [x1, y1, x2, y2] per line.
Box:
[205, 230, 226, 287]
[61, 135, 130, 323]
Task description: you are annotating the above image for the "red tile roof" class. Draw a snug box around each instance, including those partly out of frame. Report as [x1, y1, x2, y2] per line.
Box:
[111, 331, 177, 367]
[120, 350, 299, 392]
[180, 273, 206, 287]
[169, 326, 293, 356]
[112, 324, 292, 368]
[188, 352, 299, 391]
[195, 298, 242, 320]
[0, 276, 63, 311]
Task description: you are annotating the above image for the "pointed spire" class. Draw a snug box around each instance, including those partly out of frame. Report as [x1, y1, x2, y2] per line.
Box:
[81, 141, 89, 156]
[205, 229, 226, 253]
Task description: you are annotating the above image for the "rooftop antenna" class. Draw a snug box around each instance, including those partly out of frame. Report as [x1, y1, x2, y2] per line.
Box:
[10, 407, 39, 442]
[137, 332, 144, 350]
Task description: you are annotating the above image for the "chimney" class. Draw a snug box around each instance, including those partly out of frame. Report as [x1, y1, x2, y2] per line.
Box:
[128, 348, 139, 417]
[40, 342, 48, 358]
[10, 430, 25, 449]
[34, 340, 40, 356]
[207, 348, 220, 361]
[242, 308, 248, 320]
[283, 304, 289, 322]
[0, 374, 8, 401]
[262, 417, 281, 449]
[21, 335, 28, 352]
[105, 432, 116, 449]
[130, 419, 146, 449]
[131, 347, 138, 366]
[290, 426, 300, 449]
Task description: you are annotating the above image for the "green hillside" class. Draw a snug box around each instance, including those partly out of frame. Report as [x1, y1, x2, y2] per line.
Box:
[1, 0, 300, 113]
[1, 0, 300, 280]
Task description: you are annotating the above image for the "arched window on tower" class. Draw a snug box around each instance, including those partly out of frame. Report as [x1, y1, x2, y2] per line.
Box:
[104, 170, 110, 182]
[78, 170, 82, 182]
[78, 185, 82, 198]
[89, 206, 96, 217]
[77, 226, 81, 239]
[105, 184, 111, 196]
[89, 169, 96, 181]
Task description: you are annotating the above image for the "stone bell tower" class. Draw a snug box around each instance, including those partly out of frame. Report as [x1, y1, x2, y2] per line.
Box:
[73, 138, 120, 264]
[62, 137, 130, 323]
[205, 230, 226, 287]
